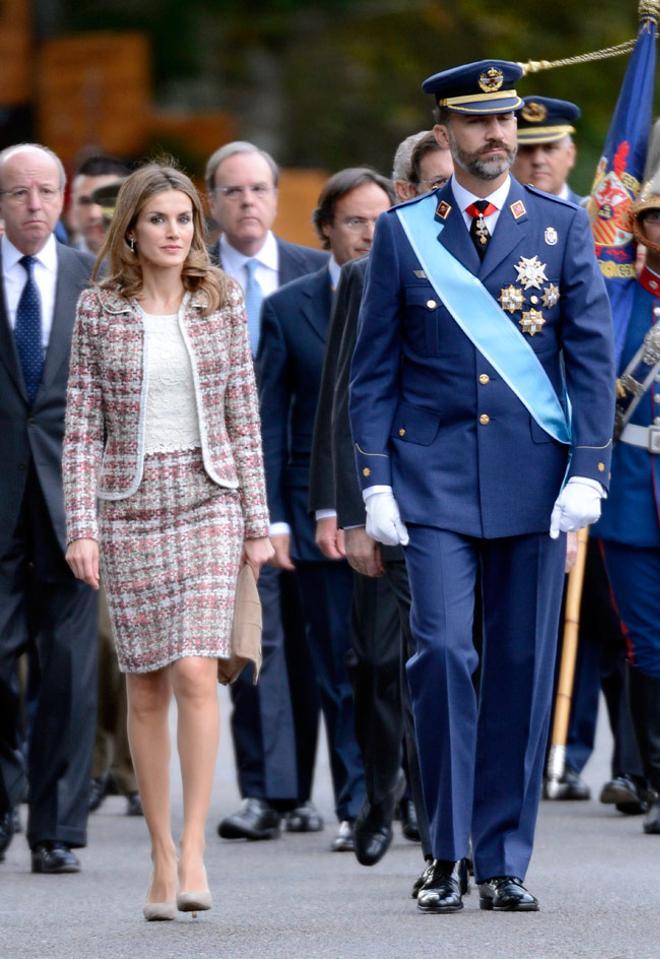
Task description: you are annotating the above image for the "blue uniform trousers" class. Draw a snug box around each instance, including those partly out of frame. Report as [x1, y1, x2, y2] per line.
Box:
[404, 525, 565, 881]
[602, 543, 660, 680]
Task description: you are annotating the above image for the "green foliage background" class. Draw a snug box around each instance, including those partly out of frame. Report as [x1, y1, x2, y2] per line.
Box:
[60, 0, 656, 192]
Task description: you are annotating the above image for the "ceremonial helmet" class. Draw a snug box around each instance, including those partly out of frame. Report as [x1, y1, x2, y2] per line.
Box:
[632, 118, 660, 253]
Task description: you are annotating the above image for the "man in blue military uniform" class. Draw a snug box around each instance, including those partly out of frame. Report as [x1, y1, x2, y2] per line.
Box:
[349, 60, 615, 912]
[596, 169, 660, 835]
[513, 96, 583, 204]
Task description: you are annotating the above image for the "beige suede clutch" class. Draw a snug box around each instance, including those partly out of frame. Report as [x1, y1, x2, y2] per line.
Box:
[217, 564, 262, 685]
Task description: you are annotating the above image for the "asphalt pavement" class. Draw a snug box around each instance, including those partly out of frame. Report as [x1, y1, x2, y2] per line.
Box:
[1, 688, 659, 959]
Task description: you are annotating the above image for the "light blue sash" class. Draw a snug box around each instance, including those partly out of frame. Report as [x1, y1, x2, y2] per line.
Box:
[395, 194, 571, 445]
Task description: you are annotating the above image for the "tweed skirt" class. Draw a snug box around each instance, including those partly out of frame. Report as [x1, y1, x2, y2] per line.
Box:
[99, 447, 244, 673]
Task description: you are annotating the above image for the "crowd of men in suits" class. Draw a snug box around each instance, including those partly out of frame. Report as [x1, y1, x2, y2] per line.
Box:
[0, 59, 656, 910]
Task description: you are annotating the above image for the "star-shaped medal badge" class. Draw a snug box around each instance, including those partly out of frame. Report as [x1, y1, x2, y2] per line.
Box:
[519, 308, 546, 336]
[542, 283, 560, 308]
[499, 285, 525, 313]
[514, 255, 548, 290]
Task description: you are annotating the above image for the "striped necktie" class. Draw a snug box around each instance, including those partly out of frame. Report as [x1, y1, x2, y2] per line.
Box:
[244, 258, 264, 356]
[14, 255, 44, 404]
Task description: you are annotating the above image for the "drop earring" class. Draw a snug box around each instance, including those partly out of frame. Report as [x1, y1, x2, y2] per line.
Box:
[128, 236, 135, 253]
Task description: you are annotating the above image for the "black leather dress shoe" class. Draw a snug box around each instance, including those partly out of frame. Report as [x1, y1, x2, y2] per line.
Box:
[399, 799, 421, 842]
[600, 775, 648, 815]
[411, 859, 434, 898]
[125, 792, 144, 817]
[31, 842, 81, 874]
[0, 810, 15, 862]
[284, 801, 324, 833]
[353, 803, 392, 866]
[413, 857, 469, 899]
[217, 798, 281, 840]
[89, 775, 108, 813]
[479, 876, 538, 911]
[416, 859, 465, 913]
[643, 796, 660, 834]
[544, 767, 590, 800]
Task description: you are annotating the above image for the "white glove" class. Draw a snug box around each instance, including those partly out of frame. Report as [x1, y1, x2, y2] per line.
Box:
[549, 478, 604, 539]
[364, 491, 409, 547]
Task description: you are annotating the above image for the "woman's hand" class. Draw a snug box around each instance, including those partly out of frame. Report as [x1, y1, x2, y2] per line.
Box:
[65, 538, 100, 590]
[242, 537, 275, 580]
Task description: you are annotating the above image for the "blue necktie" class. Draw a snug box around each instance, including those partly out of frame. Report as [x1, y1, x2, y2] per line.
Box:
[14, 256, 44, 404]
[244, 258, 263, 356]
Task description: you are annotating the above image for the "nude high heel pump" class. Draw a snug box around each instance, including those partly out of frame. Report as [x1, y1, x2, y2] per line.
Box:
[177, 864, 212, 918]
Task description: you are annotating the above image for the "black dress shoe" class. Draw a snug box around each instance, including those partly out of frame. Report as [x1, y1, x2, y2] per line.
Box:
[0, 810, 15, 862]
[125, 792, 144, 817]
[479, 876, 538, 911]
[353, 803, 392, 866]
[284, 801, 324, 833]
[643, 796, 660, 834]
[600, 775, 648, 814]
[416, 859, 464, 913]
[399, 799, 421, 843]
[411, 859, 434, 898]
[413, 857, 469, 899]
[89, 775, 108, 813]
[217, 798, 281, 840]
[31, 842, 81, 874]
[544, 767, 590, 800]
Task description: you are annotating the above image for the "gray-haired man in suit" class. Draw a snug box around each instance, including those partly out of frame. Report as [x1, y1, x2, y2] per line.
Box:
[0, 143, 97, 873]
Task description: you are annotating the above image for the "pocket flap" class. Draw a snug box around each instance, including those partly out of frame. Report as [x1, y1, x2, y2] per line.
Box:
[391, 402, 441, 446]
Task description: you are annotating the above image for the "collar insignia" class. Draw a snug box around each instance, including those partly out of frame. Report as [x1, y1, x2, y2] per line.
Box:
[510, 200, 526, 220]
[436, 199, 452, 220]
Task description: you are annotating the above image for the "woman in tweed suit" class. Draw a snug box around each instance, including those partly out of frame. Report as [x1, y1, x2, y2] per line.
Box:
[62, 163, 273, 920]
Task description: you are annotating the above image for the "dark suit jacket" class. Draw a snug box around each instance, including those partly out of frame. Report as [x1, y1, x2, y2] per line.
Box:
[209, 235, 328, 289]
[309, 256, 368, 527]
[0, 242, 95, 557]
[258, 266, 334, 562]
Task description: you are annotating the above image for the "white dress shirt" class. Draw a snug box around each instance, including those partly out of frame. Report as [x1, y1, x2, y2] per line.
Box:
[450, 175, 511, 236]
[219, 230, 279, 298]
[1, 233, 58, 350]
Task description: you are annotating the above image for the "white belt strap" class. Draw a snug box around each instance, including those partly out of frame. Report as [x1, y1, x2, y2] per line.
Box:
[619, 422, 660, 453]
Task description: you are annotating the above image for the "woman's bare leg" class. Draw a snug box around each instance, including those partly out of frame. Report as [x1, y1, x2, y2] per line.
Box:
[171, 657, 219, 891]
[126, 669, 177, 902]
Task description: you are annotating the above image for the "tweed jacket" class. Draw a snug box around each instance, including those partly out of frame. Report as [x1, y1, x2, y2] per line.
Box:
[62, 281, 270, 544]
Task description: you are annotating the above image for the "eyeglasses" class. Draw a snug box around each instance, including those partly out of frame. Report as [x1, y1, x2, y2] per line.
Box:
[341, 216, 381, 232]
[0, 186, 62, 204]
[415, 177, 450, 191]
[213, 184, 275, 202]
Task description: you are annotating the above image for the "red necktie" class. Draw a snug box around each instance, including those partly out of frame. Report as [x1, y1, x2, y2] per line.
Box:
[465, 200, 497, 258]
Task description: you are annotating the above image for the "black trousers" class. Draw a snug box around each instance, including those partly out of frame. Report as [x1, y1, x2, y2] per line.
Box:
[0, 465, 97, 848]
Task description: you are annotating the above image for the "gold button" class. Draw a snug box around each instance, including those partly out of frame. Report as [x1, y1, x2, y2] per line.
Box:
[426, 299, 437, 309]
[597, 462, 605, 473]
[362, 467, 371, 477]
[479, 374, 490, 385]
[399, 427, 406, 437]
[479, 414, 490, 426]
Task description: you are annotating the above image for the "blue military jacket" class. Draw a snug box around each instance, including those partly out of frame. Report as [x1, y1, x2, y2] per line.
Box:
[596, 269, 660, 547]
[258, 265, 333, 562]
[349, 176, 615, 539]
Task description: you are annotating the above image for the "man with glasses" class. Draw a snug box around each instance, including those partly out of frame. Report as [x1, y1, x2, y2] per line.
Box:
[0, 144, 97, 873]
[258, 167, 394, 851]
[206, 141, 328, 843]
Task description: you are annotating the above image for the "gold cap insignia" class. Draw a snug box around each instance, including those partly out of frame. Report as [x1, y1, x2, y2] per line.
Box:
[510, 200, 526, 220]
[521, 101, 548, 123]
[436, 199, 452, 220]
[478, 67, 504, 93]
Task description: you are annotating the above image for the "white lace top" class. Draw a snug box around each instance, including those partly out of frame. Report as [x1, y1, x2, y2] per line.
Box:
[142, 312, 201, 454]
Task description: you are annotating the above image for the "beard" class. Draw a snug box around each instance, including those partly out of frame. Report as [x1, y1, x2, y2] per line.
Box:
[447, 127, 517, 181]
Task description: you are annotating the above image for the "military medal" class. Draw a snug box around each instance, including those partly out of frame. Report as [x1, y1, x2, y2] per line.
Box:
[499, 285, 525, 313]
[514, 255, 548, 290]
[519, 308, 546, 336]
[474, 214, 489, 246]
[544, 226, 558, 246]
[542, 283, 560, 308]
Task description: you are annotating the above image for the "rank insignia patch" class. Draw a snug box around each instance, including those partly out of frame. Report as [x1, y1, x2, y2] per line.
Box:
[542, 283, 560, 308]
[514, 255, 548, 290]
[519, 309, 546, 336]
[544, 226, 558, 246]
[510, 200, 526, 220]
[499, 285, 525, 313]
[436, 200, 452, 220]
